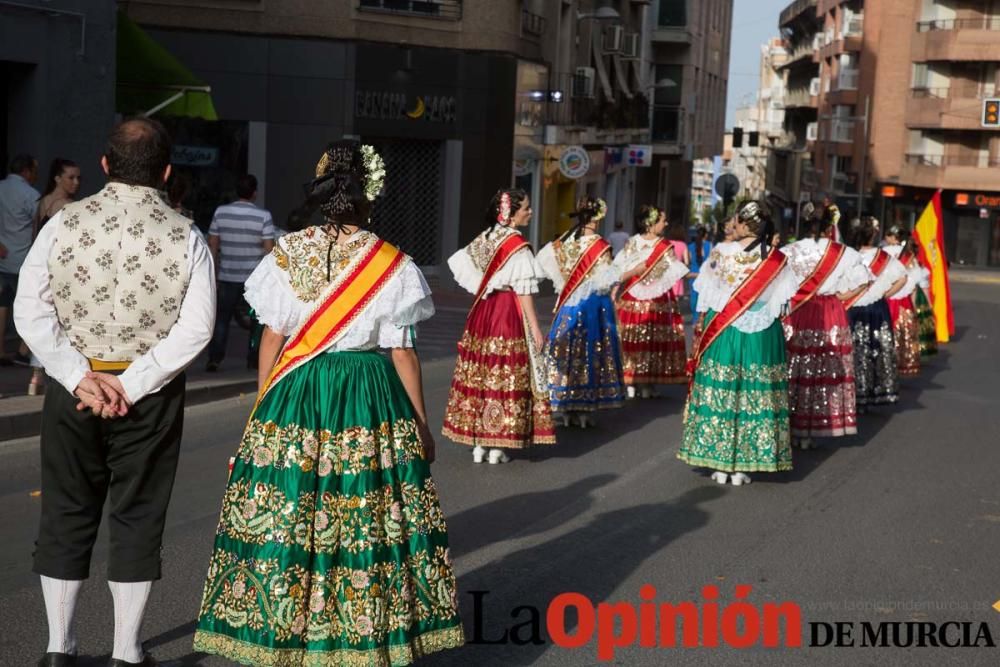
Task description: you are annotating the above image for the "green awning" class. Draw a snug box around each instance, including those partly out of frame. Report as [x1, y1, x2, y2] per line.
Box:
[116, 11, 218, 120]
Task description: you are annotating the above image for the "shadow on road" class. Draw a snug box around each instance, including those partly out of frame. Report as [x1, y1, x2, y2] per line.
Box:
[426, 485, 726, 666]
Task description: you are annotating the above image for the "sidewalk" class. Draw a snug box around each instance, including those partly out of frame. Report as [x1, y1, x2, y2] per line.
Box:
[0, 276, 496, 442]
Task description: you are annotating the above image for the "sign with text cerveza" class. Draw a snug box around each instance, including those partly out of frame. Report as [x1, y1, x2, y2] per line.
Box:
[355, 90, 458, 124]
[171, 145, 219, 167]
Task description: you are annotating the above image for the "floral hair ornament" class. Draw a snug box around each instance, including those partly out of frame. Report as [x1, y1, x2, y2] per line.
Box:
[645, 206, 660, 230]
[360, 145, 386, 202]
[498, 191, 512, 225]
[593, 198, 609, 223]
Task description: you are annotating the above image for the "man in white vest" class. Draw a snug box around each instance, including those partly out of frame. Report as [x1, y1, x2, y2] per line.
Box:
[15, 118, 215, 667]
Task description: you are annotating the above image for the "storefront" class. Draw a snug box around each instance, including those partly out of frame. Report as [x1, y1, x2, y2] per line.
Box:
[879, 185, 1000, 269]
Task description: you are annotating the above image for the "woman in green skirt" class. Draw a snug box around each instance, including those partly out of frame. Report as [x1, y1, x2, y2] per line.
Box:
[193, 141, 464, 665]
[678, 203, 799, 486]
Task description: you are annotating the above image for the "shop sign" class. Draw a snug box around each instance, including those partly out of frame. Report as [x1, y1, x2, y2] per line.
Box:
[626, 144, 653, 167]
[559, 146, 590, 180]
[172, 145, 218, 167]
[355, 91, 458, 124]
[955, 192, 1000, 208]
[604, 147, 624, 174]
[981, 208, 990, 219]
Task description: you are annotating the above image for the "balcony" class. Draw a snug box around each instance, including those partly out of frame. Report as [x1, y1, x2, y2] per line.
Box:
[652, 26, 692, 44]
[828, 119, 856, 143]
[782, 86, 818, 109]
[358, 0, 462, 20]
[521, 9, 546, 38]
[901, 153, 1000, 190]
[907, 88, 1000, 130]
[780, 0, 818, 28]
[913, 17, 1000, 61]
[778, 41, 820, 70]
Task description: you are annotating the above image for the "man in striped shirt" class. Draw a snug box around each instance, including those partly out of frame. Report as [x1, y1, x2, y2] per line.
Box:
[206, 174, 274, 371]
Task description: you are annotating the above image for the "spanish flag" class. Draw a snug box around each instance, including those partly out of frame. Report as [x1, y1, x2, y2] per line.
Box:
[912, 191, 954, 343]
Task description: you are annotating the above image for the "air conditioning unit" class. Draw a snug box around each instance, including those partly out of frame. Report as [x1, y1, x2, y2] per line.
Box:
[573, 67, 596, 99]
[809, 77, 821, 96]
[806, 122, 818, 141]
[603, 25, 624, 53]
[621, 33, 640, 59]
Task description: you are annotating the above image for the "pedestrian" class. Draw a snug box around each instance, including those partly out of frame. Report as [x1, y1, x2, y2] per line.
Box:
[882, 226, 923, 378]
[205, 173, 274, 371]
[687, 225, 712, 321]
[845, 216, 908, 410]
[0, 153, 40, 365]
[441, 188, 555, 464]
[613, 205, 689, 399]
[608, 218, 630, 256]
[27, 159, 82, 395]
[781, 215, 869, 450]
[537, 197, 625, 428]
[678, 202, 799, 486]
[193, 140, 463, 665]
[14, 117, 215, 667]
[665, 222, 691, 301]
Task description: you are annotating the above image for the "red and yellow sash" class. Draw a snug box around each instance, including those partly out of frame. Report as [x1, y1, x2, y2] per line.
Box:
[555, 237, 612, 311]
[788, 241, 846, 315]
[845, 248, 891, 309]
[687, 249, 788, 381]
[470, 233, 529, 314]
[257, 239, 406, 403]
[621, 239, 673, 294]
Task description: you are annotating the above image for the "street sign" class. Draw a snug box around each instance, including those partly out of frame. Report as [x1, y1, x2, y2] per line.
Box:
[715, 173, 740, 201]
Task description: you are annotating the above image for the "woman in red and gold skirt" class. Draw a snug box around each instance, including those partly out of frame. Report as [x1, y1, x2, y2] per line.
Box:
[883, 228, 922, 377]
[442, 189, 555, 464]
[781, 216, 870, 448]
[613, 206, 690, 398]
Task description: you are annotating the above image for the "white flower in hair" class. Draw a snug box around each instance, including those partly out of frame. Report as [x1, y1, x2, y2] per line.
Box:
[360, 145, 386, 202]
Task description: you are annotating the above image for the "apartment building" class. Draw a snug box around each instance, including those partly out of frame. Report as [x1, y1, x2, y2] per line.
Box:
[767, 0, 1000, 266]
[691, 157, 718, 216]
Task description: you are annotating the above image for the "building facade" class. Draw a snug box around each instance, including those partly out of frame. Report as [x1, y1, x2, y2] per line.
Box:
[767, 0, 1000, 266]
[1, 1, 116, 191]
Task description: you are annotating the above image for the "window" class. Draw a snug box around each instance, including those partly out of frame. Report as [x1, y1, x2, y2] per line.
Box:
[654, 64, 683, 105]
[658, 0, 686, 28]
[358, 0, 462, 20]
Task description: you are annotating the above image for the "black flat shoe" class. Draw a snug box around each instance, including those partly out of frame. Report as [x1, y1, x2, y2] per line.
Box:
[37, 653, 77, 667]
[108, 654, 157, 667]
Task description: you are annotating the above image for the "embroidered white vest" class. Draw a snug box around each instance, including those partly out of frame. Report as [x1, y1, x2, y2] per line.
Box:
[49, 183, 191, 361]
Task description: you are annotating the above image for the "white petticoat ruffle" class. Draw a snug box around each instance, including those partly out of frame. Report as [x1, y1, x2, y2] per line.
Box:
[538, 241, 621, 308]
[244, 253, 435, 349]
[694, 257, 799, 333]
[447, 245, 541, 297]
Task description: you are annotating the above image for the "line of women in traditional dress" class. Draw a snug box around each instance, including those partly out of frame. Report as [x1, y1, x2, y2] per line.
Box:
[442, 195, 940, 491]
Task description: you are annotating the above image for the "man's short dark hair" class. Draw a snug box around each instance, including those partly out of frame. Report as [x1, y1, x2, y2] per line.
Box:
[614, 220, 624, 230]
[104, 118, 172, 188]
[236, 174, 258, 200]
[9, 154, 36, 176]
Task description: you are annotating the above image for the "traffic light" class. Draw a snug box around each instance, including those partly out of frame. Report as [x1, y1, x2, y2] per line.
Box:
[748, 131, 759, 147]
[983, 99, 1000, 127]
[732, 127, 743, 148]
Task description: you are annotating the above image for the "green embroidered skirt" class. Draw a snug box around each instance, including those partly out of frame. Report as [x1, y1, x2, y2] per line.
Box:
[678, 312, 793, 473]
[194, 351, 465, 666]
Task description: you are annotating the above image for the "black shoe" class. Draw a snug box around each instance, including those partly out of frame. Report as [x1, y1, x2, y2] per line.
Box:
[108, 653, 157, 667]
[205, 361, 219, 373]
[37, 653, 77, 667]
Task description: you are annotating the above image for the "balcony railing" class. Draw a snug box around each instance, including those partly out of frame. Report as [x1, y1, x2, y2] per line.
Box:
[358, 0, 462, 20]
[842, 16, 864, 37]
[545, 73, 650, 131]
[780, 0, 817, 27]
[829, 119, 855, 143]
[904, 153, 1000, 168]
[916, 17, 1000, 32]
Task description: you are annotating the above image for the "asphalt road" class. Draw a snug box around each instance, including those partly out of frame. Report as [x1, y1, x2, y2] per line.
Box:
[1, 281, 999, 666]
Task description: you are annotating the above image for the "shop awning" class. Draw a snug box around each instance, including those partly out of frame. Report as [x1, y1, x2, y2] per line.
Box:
[116, 11, 218, 120]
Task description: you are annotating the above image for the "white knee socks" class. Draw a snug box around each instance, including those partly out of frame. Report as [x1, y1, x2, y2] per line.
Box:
[108, 580, 152, 663]
[40, 575, 83, 655]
